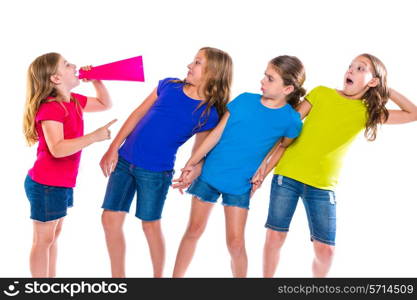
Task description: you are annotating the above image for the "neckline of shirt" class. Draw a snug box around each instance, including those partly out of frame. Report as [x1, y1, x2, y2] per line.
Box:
[333, 89, 365, 104]
[258, 94, 288, 110]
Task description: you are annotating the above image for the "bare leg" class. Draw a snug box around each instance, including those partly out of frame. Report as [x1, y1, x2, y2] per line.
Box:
[224, 206, 248, 277]
[48, 218, 64, 277]
[142, 220, 165, 277]
[172, 197, 214, 277]
[263, 229, 287, 277]
[30, 219, 60, 277]
[101, 210, 127, 277]
[312, 240, 335, 277]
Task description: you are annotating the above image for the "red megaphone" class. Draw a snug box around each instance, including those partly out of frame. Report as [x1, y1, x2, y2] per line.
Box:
[78, 56, 145, 82]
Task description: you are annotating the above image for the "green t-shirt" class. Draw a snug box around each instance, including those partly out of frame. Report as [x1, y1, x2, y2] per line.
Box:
[274, 86, 367, 190]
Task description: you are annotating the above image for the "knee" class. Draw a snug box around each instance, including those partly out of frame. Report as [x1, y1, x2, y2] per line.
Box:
[34, 233, 55, 247]
[142, 221, 160, 235]
[101, 212, 123, 233]
[314, 243, 335, 263]
[265, 230, 287, 249]
[227, 236, 245, 256]
[184, 222, 206, 240]
[54, 224, 63, 240]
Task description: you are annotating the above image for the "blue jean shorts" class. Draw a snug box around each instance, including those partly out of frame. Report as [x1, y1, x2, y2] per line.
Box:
[24, 175, 74, 222]
[102, 156, 174, 221]
[266, 175, 336, 246]
[186, 177, 250, 210]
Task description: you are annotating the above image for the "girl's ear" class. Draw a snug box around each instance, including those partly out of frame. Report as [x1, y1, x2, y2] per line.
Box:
[283, 85, 294, 95]
[50, 74, 61, 85]
[368, 77, 380, 88]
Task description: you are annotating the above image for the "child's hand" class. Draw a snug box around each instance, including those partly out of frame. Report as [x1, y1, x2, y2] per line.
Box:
[91, 119, 117, 143]
[250, 162, 267, 198]
[172, 164, 202, 194]
[80, 65, 94, 82]
[100, 147, 119, 177]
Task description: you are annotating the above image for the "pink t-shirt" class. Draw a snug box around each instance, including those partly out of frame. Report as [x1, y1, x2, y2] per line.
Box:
[28, 93, 88, 187]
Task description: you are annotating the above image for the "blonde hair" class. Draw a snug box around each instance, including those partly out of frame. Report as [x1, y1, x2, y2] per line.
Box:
[23, 52, 80, 146]
[359, 53, 389, 141]
[174, 47, 233, 131]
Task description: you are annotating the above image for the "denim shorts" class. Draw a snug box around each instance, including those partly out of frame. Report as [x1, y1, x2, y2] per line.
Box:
[266, 175, 336, 246]
[186, 177, 250, 210]
[101, 156, 174, 221]
[24, 175, 74, 222]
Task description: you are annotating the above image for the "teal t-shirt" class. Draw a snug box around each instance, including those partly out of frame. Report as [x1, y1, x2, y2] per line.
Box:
[200, 93, 302, 195]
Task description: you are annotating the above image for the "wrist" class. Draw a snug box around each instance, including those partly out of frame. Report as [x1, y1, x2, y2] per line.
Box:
[86, 132, 97, 144]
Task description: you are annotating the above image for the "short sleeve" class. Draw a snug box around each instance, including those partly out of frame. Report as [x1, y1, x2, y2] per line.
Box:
[284, 112, 303, 139]
[304, 86, 324, 107]
[36, 102, 65, 123]
[157, 77, 179, 96]
[195, 108, 219, 132]
[226, 93, 246, 114]
[72, 93, 87, 108]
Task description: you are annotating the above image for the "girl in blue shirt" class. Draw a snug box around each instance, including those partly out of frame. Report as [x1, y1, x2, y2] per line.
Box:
[172, 55, 305, 277]
[99, 47, 233, 277]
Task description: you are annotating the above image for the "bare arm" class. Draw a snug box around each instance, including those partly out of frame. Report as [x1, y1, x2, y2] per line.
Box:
[109, 88, 158, 152]
[263, 137, 295, 175]
[42, 119, 117, 158]
[384, 88, 417, 124]
[296, 99, 312, 120]
[83, 80, 112, 112]
[100, 88, 158, 176]
[185, 111, 230, 166]
[172, 129, 212, 192]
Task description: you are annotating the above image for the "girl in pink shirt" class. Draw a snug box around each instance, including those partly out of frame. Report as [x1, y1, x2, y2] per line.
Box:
[23, 52, 116, 277]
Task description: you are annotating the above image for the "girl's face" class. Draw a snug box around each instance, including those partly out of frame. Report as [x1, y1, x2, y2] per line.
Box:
[51, 56, 79, 90]
[260, 64, 294, 100]
[186, 50, 207, 86]
[343, 56, 378, 97]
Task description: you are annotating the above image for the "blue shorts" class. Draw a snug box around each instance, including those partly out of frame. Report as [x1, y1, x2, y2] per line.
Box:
[102, 156, 174, 221]
[266, 175, 336, 246]
[186, 177, 250, 209]
[24, 175, 74, 222]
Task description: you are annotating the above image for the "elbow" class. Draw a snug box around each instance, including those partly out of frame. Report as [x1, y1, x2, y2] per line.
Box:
[103, 97, 112, 110]
[49, 146, 65, 158]
[104, 100, 113, 110]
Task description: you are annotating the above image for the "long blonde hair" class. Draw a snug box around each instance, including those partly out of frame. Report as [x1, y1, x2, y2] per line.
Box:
[360, 53, 390, 141]
[174, 47, 233, 131]
[23, 52, 79, 146]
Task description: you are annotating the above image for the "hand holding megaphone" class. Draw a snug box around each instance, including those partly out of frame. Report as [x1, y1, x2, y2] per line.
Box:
[78, 56, 144, 82]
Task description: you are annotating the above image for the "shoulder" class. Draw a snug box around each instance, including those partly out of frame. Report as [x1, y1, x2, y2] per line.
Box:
[228, 92, 259, 105]
[36, 101, 67, 122]
[38, 100, 64, 112]
[310, 85, 332, 94]
[157, 77, 181, 94]
[305, 85, 333, 105]
[70, 92, 87, 108]
[238, 92, 260, 99]
[70, 92, 86, 101]
[286, 105, 302, 123]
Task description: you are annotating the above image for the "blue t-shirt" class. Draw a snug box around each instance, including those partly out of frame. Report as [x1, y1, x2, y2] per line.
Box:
[119, 78, 219, 171]
[200, 93, 302, 195]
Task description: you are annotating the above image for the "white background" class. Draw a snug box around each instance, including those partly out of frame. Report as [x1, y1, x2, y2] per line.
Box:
[1, 0, 416, 277]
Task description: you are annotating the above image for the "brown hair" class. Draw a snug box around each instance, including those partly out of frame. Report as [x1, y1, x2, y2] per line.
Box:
[23, 52, 81, 146]
[174, 47, 233, 131]
[269, 55, 306, 108]
[359, 53, 389, 141]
